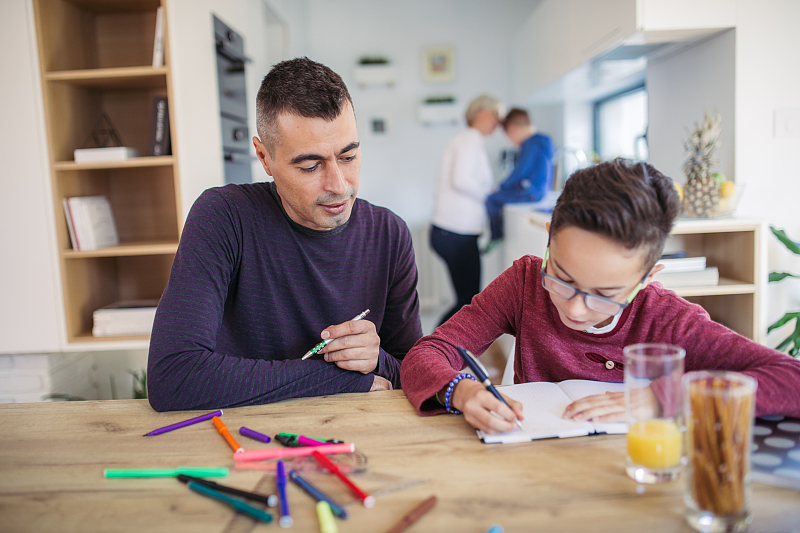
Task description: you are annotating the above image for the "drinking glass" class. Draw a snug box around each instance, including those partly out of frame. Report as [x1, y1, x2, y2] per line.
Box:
[683, 371, 756, 533]
[624, 343, 686, 483]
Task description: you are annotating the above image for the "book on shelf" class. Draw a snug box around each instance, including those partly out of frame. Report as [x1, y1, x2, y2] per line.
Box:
[92, 299, 159, 337]
[73, 147, 140, 163]
[147, 96, 171, 156]
[477, 380, 626, 444]
[652, 267, 720, 289]
[62, 196, 119, 251]
[656, 256, 707, 273]
[152, 6, 164, 68]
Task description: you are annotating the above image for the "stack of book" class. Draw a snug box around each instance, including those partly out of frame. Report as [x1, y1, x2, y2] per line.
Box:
[652, 254, 719, 288]
[92, 300, 159, 337]
[63, 196, 119, 251]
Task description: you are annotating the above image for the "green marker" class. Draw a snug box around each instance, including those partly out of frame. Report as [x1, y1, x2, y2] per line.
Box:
[104, 467, 229, 478]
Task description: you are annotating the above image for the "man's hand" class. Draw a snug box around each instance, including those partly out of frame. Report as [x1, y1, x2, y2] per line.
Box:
[369, 376, 392, 391]
[450, 379, 524, 434]
[562, 386, 659, 423]
[319, 318, 380, 374]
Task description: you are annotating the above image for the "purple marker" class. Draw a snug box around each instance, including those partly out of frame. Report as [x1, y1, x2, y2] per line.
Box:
[239, 426, 271, 444]
[143, 410, 222, 437]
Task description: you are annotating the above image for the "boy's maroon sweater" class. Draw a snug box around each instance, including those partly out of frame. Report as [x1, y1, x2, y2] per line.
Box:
[401, 255, 800, 417]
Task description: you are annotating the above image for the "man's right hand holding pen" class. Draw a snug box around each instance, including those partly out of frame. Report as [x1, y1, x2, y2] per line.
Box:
[447, 379, 524, 434]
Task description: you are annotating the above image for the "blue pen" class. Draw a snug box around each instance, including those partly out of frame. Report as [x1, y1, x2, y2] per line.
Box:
[276, 460, 293, 528]
[288, 470, 348, 518]
[456, 346, 524, 430]
[186, 481, 273, 523]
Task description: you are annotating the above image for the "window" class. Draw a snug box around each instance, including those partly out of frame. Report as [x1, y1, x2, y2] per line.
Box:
[594, 85, 648, 161]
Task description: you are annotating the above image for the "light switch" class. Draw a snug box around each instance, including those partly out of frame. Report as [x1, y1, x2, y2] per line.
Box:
[774, 107, 800, 139]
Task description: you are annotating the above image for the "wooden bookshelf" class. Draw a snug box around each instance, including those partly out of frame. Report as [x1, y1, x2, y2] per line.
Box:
[32, 0, 181, 345]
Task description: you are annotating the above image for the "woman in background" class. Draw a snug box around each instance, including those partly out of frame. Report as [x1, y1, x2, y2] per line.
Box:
[430, 94, 502, 326]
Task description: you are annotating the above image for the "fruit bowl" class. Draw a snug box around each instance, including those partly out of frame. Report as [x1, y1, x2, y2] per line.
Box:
[679, 181, 743, 219]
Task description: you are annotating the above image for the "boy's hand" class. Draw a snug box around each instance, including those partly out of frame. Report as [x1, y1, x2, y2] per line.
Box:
[319, 319, 380, 374]
[562, 386, 659, 423]
[450, 379, 524, 434]
[562, 391, 625, 423]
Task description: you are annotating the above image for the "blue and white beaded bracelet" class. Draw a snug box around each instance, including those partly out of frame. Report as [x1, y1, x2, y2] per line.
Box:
[444, 373, 476, 414]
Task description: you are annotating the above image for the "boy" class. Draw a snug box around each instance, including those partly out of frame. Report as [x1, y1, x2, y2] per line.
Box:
[485, 108, 556, 244]
[401, 159, 800, 434]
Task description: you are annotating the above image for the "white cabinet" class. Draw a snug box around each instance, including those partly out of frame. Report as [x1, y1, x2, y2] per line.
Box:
[513, 0, 737, 99]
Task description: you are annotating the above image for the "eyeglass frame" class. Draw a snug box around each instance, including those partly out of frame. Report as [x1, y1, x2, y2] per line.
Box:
[540, 247, 651, 316]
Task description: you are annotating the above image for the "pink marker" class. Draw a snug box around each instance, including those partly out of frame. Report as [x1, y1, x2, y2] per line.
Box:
[296, 435, 329, 446]
[234, 442, 355, 462]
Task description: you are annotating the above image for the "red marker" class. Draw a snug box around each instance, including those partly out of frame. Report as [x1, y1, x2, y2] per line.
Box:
[311, 449, 375, 508]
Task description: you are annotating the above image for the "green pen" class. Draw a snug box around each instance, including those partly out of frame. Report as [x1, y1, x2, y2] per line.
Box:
[301, 309, 370, 360]
[104, 467, 229, 478]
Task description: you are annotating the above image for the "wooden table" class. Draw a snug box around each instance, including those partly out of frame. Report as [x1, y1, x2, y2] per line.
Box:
[1, 391, 798, 533]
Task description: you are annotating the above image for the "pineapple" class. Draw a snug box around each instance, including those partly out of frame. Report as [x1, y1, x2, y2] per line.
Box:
[682, 111, 722, 217]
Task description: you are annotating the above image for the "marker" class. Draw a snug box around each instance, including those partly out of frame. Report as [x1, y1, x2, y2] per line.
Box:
[239, 427, 271, 444]
[297, 435, 329, 446]
[177, 475, 278, 507]
[316, 501, 338, 533]
[288, 470, 347, 518]
[311, 450, 375, 508]
[485, 527, 504, 533]
[104, 467, 228, 478]
[143, 410, 222, 436]
[234, 442, 355, 462]
[456, 347, 524, 431]
[276, 460, 292, 528]
[302, 309, 371, 360]
[187, 481, 273, 523]
[384, 495, 437, 533]
[213, 416, 244, 453]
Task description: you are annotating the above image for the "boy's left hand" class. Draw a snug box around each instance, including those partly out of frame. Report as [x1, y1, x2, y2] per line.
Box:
[562, 391, 625, 423]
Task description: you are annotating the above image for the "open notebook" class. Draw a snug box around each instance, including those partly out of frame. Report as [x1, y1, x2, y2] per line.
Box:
[477, 380, 627, 444]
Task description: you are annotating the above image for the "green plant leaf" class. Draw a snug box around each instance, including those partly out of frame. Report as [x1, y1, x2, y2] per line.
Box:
[768, 312, 800, 333]
[769, 272, 799, 283]
[770, 226, 800, 255]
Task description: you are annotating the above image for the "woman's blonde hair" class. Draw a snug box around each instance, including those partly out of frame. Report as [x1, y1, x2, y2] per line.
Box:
[464, 94, 501, 126]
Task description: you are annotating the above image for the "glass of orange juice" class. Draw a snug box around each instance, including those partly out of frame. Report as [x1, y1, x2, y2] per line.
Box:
[624, 343, 686, 483]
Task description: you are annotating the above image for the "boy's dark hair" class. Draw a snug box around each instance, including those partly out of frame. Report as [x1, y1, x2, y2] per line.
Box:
[256, 57, 353, 156]
[550, 159, 680, 270]
[503, 108, 531, 129]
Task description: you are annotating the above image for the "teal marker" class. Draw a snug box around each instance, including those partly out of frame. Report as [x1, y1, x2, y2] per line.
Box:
[187, 481, 273, 523]
[104, 467, 228, 478]
[301, 309, 370, 360]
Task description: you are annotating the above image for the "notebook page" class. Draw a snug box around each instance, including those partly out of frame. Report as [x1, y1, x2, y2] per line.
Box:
[557, 380, 626, 435]
[477, 382, 595, 444]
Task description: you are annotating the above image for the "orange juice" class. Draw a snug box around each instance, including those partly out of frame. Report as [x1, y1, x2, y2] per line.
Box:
[627, 420, 682, 468]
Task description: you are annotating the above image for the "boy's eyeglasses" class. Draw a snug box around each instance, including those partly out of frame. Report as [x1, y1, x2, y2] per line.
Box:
[540, 248, 649, 316]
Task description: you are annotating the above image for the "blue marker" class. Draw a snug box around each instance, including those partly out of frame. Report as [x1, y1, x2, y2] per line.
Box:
[486, 527, 504, 533]
[276, 460, 293, 528]
[288, 470, 348, 518]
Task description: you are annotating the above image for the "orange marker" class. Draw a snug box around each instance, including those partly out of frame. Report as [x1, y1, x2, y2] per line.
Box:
[212, 416, 244, 453]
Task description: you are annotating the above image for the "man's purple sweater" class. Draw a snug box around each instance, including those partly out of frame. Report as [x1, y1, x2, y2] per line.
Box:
[148, 182, 422, 412]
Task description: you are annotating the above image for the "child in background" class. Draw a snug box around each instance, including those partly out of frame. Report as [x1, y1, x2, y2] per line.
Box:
[485, 108, 556, 248]
[401, 159, 800, 434]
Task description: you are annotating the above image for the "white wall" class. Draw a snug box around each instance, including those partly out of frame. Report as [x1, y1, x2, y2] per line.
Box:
[0, 0, 62, 353]
[647, 29, 736, 184]
[733, 0, 800, 341]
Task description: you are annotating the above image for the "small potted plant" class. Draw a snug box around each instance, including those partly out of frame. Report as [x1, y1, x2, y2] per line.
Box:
[768, 226, 800, 358]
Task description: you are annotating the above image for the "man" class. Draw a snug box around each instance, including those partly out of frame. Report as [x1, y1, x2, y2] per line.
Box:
[148, 58, 422, 412]
[485, 108, 556, 245]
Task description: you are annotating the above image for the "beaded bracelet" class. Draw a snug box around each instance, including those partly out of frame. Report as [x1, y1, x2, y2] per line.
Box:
[444, 373, 476, 414]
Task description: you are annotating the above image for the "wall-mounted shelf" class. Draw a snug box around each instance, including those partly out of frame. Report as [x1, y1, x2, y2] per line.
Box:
[354, 64, 396, 87]
[418, 101, 460, 125]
